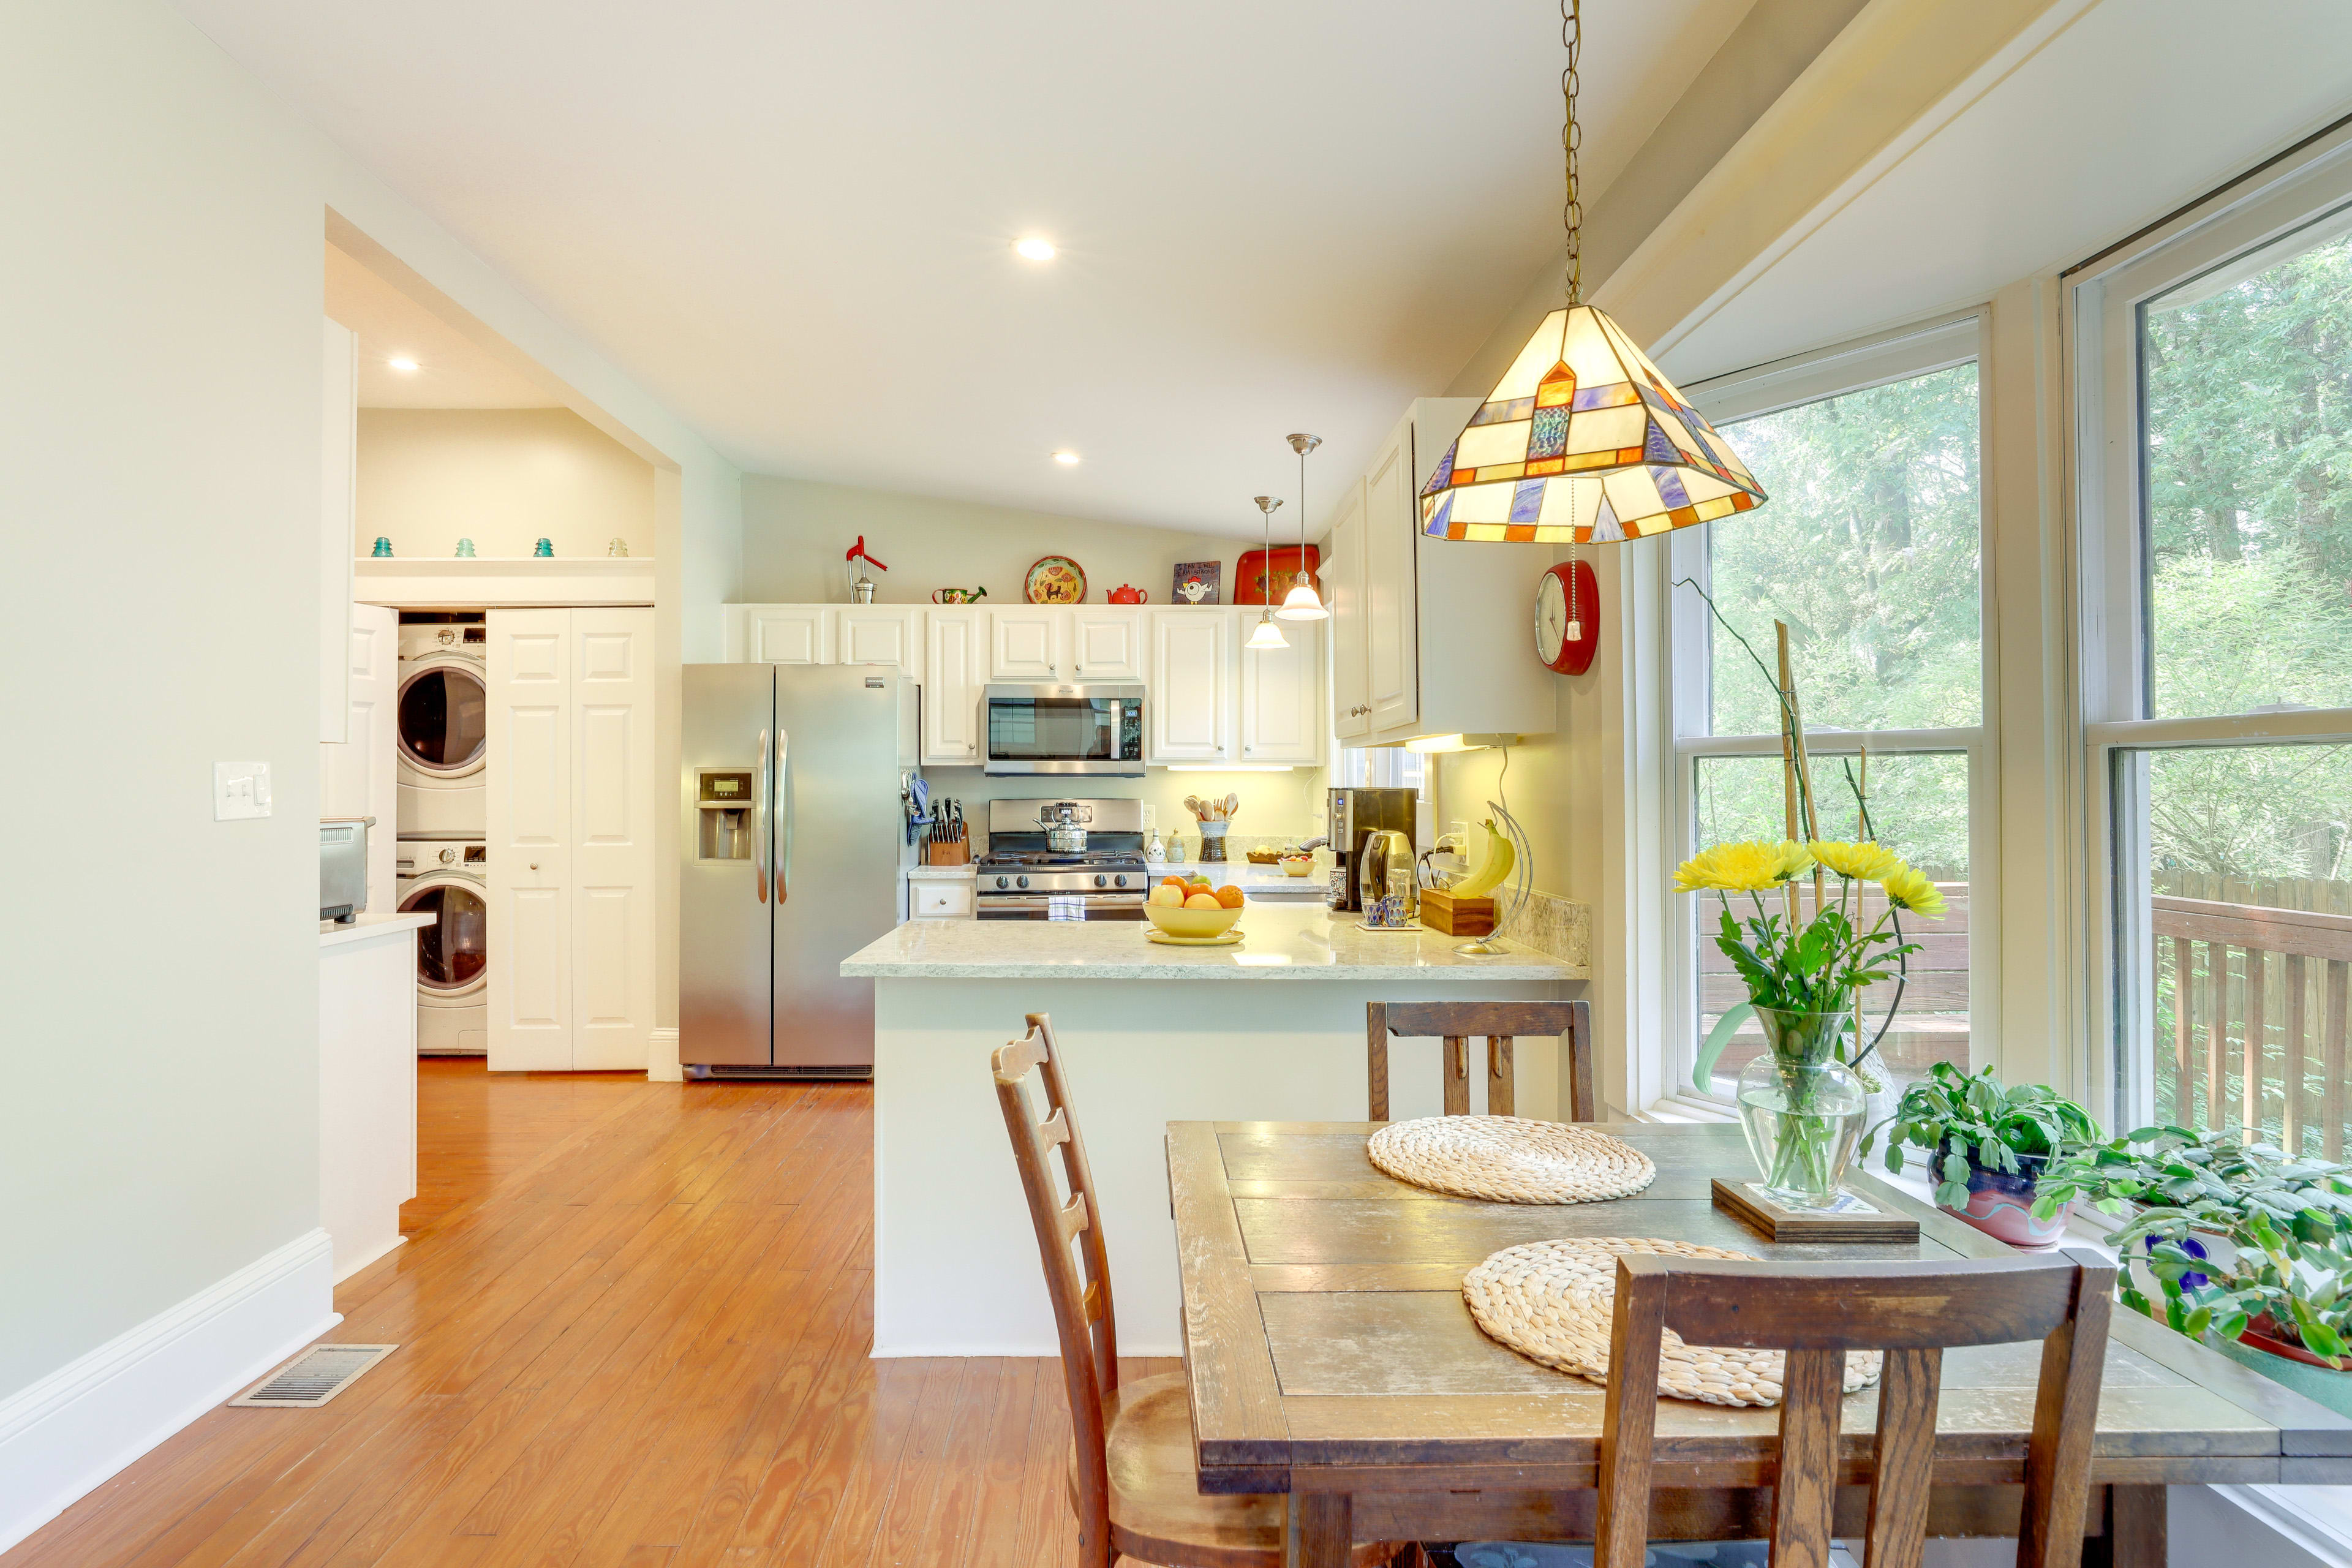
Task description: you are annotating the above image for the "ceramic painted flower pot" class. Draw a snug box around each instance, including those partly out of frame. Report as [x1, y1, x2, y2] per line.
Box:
[1939, 1148, 2068, 1251]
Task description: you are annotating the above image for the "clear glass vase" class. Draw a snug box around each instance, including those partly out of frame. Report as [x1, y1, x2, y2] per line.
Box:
[1735, 1005, 1866, 1208]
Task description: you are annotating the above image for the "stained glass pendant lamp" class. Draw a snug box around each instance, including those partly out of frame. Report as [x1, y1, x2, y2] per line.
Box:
[1275, 433, 1329, 621]
[1245, 496, 1288, 649]
[1420, 0, 1764, 546]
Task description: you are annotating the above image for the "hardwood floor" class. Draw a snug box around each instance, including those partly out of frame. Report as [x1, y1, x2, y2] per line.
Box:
[5, 1058, 1132, 1567]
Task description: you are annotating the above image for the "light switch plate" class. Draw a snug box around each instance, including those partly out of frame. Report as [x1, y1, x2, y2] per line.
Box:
[214, 761, 272, 820]
[1140, 803, 1158, 832]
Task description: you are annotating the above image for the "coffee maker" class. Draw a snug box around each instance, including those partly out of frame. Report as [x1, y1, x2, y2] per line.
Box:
[1327, 787, 1417, 913]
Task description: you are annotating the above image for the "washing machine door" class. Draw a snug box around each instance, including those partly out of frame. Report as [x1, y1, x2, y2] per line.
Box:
[398, 658, 488, 778]
[397, 876, 488, 996]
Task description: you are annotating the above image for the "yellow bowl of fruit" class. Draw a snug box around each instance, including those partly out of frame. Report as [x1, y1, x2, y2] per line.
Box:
[1144, 875, 1245, 938]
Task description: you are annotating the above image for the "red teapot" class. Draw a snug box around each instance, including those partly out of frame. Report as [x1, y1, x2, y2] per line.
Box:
[1107, 583, 1149, 605]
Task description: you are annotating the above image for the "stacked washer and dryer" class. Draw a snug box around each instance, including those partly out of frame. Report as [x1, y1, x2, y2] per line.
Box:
[394, 617, 490, 1055]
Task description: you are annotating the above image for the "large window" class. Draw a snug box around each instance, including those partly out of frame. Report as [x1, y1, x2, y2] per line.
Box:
[1671, 320, 1988, 1104]
[2081, 146, 2352, 1148]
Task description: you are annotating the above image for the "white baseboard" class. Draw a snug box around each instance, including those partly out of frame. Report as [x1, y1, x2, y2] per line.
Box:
[0, 1229, 339, 1555]
[332, 1232, 405, 1284]
[647, 1027, 682, 1083]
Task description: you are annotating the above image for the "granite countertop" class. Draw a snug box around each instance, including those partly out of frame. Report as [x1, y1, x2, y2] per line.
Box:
[1152, 858, 1326, 892]
[319, 910, 435, 949]
[905, 862, 978, 881]
[839, 901, 1582, 981]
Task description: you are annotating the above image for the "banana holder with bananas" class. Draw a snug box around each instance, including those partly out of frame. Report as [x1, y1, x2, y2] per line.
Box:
[1420, 807, 1528, 952]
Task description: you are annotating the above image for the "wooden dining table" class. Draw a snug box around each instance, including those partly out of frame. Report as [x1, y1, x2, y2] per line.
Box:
[1166, 1119, 2352, 1567]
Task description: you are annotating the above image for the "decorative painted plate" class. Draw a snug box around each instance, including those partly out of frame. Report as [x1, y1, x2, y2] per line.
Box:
[1025, 556, 1087, 604]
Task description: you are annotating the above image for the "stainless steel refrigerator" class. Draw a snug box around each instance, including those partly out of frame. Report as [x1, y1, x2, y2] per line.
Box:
[680, 663, 918, 1077]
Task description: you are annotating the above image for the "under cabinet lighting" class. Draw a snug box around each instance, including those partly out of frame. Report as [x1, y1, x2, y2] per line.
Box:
[1015, 238, 1057, 261]
[1166, 764, 1297, 772]
[1404, 733, 1518, 754]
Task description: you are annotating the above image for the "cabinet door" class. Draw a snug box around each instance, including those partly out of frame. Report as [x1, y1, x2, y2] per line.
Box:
[923, 608, 984, 764]
[1069, 608, 1142, 680]
[568, 608, 655, 1071]
[486, 609, 573, 1072]
[1148, 610, 1230, 763]
[743, 605, 834, 665]
[988, 606, 1063, 680]
[1328, 478, 1371, 740]
[837, 606, 916, 669]
[1240, 620, 1321, 766]
[1364, 417, 1421, 733]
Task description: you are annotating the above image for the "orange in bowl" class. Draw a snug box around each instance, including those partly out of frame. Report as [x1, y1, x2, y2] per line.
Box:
[1144, 899, 1242, 940]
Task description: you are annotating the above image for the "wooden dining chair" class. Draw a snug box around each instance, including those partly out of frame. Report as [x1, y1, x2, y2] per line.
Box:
[1596, 1250, 2117, 1568]
[993, 1014, 1403, 1568]
[1366, 999, 1593, 1121]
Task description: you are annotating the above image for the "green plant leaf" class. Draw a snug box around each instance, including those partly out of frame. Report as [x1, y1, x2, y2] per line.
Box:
[1692, 1001, 1753, 1096]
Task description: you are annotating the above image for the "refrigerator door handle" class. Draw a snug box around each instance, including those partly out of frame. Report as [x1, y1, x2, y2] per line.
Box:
[775, 725, 792, 903]
[753, 725, 770, 904]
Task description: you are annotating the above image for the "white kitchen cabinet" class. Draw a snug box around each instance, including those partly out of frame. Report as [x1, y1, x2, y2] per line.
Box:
[1069, 608, 1143, 680]
[1147, 609, 1231, 764]
[731, 604, 834, 665]
[987, 605, 1063, 681]
[923, 606, 984, 764]
[1363, 414, 1423, 734]
[1239, 619, 1322, 766]
[837, 606, 918, 669]
[1327, 478, 1371, 741]
[485, 606, 656, 1073]
[909, 876, 976, 920]
[1339, 399, 1558, 747]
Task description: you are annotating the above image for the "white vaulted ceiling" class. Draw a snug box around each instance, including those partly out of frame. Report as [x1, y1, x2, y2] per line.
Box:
[173, 0, 1753, 536]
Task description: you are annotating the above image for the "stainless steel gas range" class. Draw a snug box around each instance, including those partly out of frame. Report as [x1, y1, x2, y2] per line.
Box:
[974, 797, 1150, 920]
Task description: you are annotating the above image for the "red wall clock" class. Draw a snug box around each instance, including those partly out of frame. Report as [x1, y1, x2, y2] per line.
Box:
[1535, 558, 1599, 675]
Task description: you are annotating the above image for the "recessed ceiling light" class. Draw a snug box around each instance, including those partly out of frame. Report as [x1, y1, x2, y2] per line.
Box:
[1052, 450, 1080, 466]
[1014, 238, 1057, 262]
[388, 356, 419, 373]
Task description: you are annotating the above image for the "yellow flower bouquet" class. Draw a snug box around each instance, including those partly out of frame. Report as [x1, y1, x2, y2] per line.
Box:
[1683, 835, 1945, 1206]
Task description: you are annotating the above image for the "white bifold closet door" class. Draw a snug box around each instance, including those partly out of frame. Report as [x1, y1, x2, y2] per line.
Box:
[485, 607, 657, 1071]
[318, 601, 398, 913]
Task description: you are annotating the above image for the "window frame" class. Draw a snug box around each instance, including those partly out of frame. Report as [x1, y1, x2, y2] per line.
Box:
[1659, 312, 1999, 1112]
[2070, 126, 2352, 1131]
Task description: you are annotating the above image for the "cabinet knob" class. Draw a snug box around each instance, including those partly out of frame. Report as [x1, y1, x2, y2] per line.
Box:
[529, 862, 539, 871]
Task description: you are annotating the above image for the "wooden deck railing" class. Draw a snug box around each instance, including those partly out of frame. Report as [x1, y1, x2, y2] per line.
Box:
[2155, 895, 2352, 1156]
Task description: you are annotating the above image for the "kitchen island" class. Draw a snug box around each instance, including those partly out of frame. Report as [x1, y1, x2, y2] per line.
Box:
[842, 902, 1585, 1355]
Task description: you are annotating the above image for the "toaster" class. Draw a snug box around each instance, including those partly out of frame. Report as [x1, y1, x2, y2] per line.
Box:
[320, 817, 373, 924]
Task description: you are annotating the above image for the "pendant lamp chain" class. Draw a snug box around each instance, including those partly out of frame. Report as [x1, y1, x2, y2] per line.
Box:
[1560, 0, 1584, 619]
[1562, 0, 1582, 306]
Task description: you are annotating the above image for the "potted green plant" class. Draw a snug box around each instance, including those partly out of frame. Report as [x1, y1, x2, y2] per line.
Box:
[2099, 1128, 2352, 1373]
[1862, 1063, 2101, 1250]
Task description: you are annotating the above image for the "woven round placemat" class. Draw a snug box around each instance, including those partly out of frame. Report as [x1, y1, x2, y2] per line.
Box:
[1462, 1238, 1882, 1408]
[1366, 1116, 1655, 1204]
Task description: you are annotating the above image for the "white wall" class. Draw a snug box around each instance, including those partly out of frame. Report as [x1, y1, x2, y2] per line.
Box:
[355, 407, 655, 561]
[743, 474, 1249, 608]
[0, 0, 741, 1479]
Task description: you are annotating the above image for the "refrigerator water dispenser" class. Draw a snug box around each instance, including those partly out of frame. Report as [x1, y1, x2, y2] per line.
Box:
[695, 769, 755, 862]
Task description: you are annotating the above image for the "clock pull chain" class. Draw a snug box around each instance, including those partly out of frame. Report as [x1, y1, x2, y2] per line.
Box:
[1566, 538, 1582, 643]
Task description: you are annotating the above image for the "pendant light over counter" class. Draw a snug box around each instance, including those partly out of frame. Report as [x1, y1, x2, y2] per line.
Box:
[1419, 0, 1765, 549]
[1245, 496, 1288, 649]
[1275, 432, 1329, 622]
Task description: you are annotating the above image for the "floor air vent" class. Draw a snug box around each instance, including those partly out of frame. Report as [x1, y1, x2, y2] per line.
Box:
[228, 1343, 399, 1408]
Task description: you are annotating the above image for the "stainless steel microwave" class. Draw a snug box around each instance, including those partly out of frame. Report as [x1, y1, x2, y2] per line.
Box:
[982, 682, 1145, 775]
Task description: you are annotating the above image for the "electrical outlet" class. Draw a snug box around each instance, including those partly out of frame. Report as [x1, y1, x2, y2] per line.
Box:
[214, 761, 272, 821]
[1140, 803, 1158, 832]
